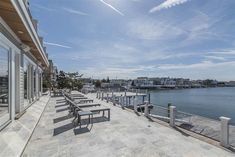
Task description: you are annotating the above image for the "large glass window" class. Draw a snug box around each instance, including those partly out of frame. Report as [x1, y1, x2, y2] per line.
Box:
[24, 60, 29, 107]
[0, 46, 10, 125]
[33, 68, 36, 98]
[38, 71, 41, 95]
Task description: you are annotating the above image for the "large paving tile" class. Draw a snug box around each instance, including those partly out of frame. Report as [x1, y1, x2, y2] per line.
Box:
[23, 93, 234, 157]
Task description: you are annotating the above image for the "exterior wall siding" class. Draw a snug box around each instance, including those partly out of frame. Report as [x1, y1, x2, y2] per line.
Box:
[19, 57, 24, 113]
[0, 16, 46, 129]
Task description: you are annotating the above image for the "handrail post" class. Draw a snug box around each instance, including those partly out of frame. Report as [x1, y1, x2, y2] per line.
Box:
[111, 90, 114, 103]
[101, 92, 104, 100]
[144, 101, 149, 117]
[134, 96, 137, 112]
[170, 106, 176, 127]
[107, 93, 109, 103]
[168, 103, 171, 118]
[148, 93, 150, 103]
[219, 116, 231, 148]
[124, 90, 127, 106]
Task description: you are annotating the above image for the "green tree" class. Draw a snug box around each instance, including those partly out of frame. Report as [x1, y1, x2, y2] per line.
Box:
[57, 71, 69, 89]
[94, 80, 101, 88]
[57, 70, 84, 90]
[107, 77, 110, 83]
[131, 80, 135, 86]
[42, 68, 51, 89]
[72, 79, 83, 90]
[101, 78, 106, 83]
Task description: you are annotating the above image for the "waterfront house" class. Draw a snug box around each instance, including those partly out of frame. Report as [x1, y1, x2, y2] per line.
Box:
[0, 0, 49, 130]
[134, 77, 154, 88]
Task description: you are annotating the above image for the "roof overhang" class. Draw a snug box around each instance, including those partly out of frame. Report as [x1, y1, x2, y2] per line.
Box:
[0, 0, 49, 67]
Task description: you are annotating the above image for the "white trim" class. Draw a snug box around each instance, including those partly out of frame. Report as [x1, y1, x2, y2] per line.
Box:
[0, 33, 21, 123]
[10, 0, 49, 66]
[24, 54, 36, 67]
[0, 17, 21, 44]
[0, 33, 19, 51]
[0, 38, 12, 126]
[10, 50, 16, 120]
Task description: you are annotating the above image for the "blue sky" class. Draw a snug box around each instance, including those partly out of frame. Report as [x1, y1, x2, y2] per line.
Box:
[30, 0, 235, 81]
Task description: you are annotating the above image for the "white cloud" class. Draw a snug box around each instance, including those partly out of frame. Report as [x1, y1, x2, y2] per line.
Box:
[31, 3, 56, 12]
[157, 60, 235, 70]
[100, 0, 124, 16]
[44, 42, 72, 49]
[208, 49, 235, 56]
[127, 18, 184, 40]
[204, 56, 226, 61]
[79, 65, 156, 79]
[149, 0, 191, 13]
[154, 60, 235, 81]
[62, 8, 88, 16]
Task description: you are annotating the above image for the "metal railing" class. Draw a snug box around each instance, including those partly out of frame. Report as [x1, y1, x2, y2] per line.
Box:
[96, 90, 234, 148]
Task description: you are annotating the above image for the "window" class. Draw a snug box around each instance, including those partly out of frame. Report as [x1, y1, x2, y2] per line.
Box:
[24, 59, 29, 107]
[0, 46, 10, 125]
[33, 68, 36, 97]
[38, 71, 42, 95]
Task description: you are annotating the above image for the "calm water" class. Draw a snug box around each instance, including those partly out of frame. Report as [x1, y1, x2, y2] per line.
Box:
[150, 87, 235, 124]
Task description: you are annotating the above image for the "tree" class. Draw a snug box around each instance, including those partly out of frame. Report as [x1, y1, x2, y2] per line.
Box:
[42, 68, 51, 89]
[94, 80, 101, 88]
[107, 77, 110, 83]
[203, 79, 214, 87]
[57, 71, 70, 89]
[101, 78, 106, 83]
[57, 70, 84, 90]
[72, 79, 83, 90]
[131, 80, 135, 86]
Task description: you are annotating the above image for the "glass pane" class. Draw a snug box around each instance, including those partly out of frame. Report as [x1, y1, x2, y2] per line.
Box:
[39, 72, 41, 93]
[0, 46, 9, 121]
[24, 60, 28, 107]
[34, 68, 36, 97]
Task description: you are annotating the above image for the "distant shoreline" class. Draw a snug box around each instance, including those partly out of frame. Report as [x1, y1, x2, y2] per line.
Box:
[135, 86, 235, 91]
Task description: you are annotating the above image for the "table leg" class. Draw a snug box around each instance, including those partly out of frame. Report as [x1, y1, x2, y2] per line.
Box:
[78, 115, 81, 126]
[89, 115, 90, 124]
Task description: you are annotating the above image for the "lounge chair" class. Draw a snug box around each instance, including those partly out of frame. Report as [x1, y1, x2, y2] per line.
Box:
[66, 98, 110, 126]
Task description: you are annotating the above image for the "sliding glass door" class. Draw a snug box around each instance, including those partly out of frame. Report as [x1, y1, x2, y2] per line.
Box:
[24, 60, 29, 107]
[0, 46, 10, 126]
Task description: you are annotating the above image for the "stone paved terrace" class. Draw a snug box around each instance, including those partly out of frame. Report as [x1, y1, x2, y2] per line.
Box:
[23, 92, 235, 157]
[0, 95, 50, 157]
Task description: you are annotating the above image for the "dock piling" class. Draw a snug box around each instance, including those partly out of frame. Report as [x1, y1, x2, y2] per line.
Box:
[144, 101, 149, 117]
[170, 106, 176, 127]
[219, 116, 231, 148]
[134, 96, 137, 112]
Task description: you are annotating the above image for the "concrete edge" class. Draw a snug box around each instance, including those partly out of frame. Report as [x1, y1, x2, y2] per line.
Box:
[20, 96, 51, 157]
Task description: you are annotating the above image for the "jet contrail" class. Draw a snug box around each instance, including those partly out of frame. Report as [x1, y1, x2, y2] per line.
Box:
[44, 42, 72, 49]
[100, 0, 124, 16]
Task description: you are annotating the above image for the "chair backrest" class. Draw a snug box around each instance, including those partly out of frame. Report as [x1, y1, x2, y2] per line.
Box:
[65, 96, 82, 111]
